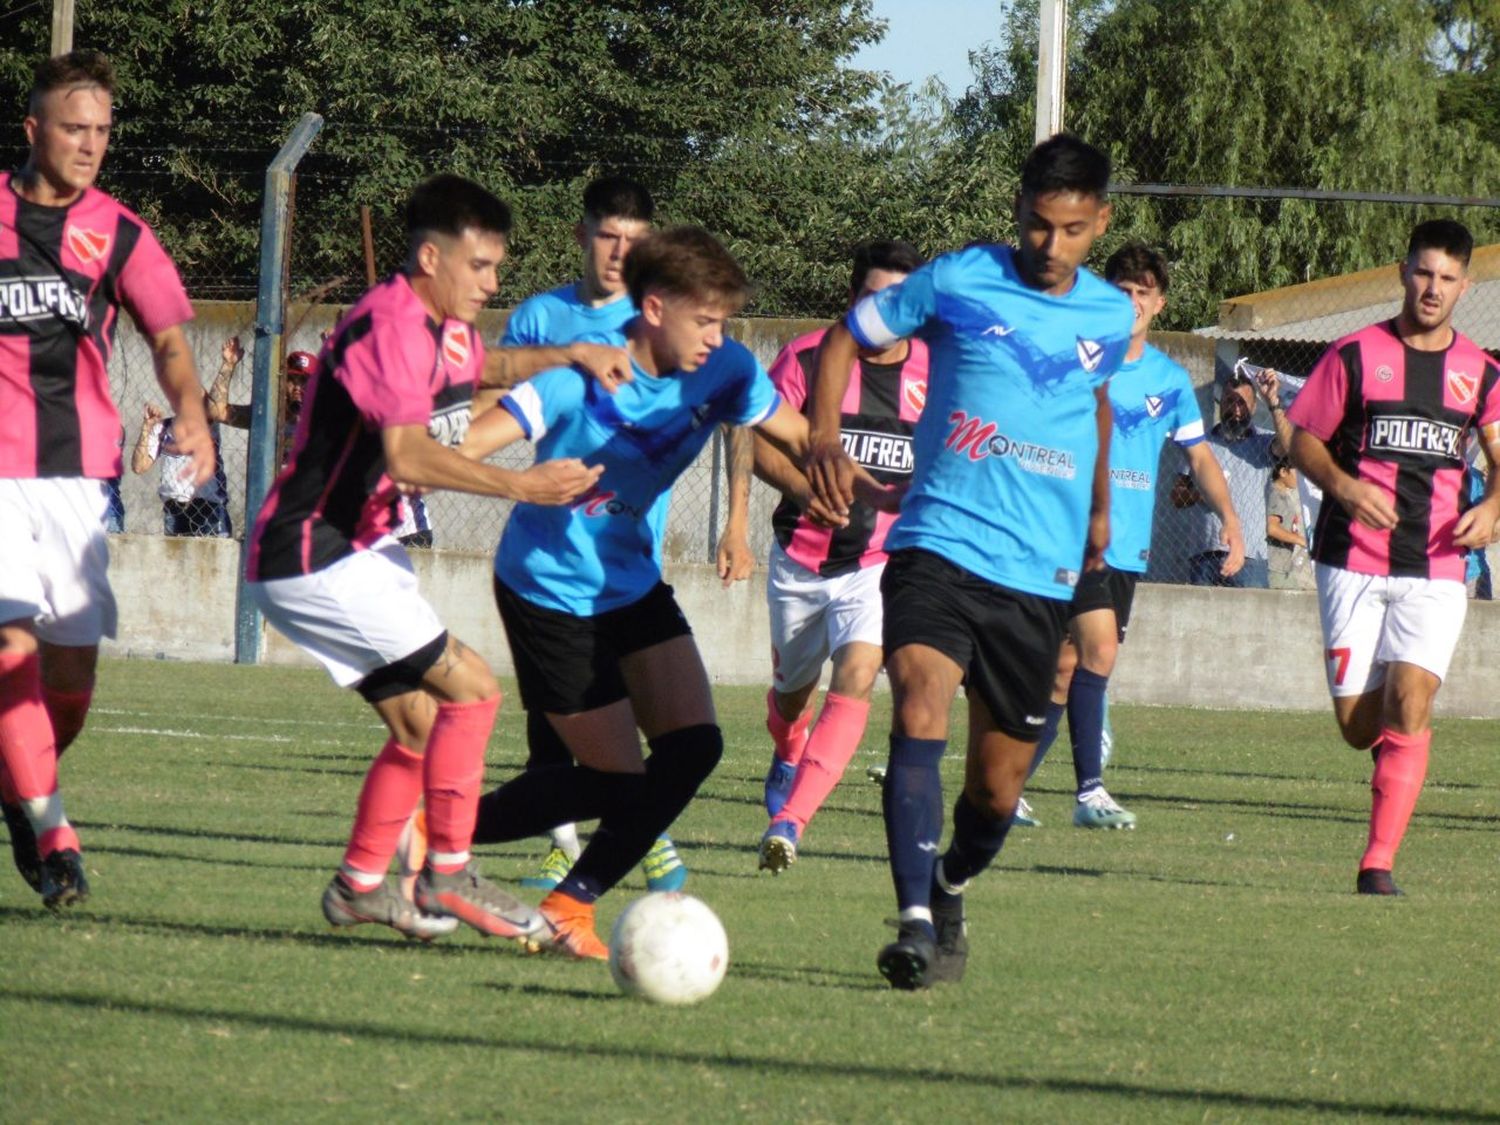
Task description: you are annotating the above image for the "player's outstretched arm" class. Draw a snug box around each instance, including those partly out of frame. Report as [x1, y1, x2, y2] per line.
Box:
[756, 400, 886, 526]
[1290, 427, 1396, 530]
[804, 322, 860, 514]
[1184, 441, 1245, 576]
[385, 423, 601, 506]
[481, 342, 631, 393]
[715, 425, 755, 587]
[148, 324, 215, 486]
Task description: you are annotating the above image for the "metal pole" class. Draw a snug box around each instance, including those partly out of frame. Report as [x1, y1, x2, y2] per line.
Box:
[360, 205, 377, 287]
[234, 112, 324, 664]
[708, 426, 724, 562]
[51, 0, 75, 54]
[1035, 0, 1067, 143]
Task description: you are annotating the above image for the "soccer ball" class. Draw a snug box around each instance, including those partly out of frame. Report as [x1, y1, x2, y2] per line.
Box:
[608, 892, 729, 1006]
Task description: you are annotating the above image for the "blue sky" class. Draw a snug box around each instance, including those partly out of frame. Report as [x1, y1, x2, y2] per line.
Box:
[851, 0, 1007, 97]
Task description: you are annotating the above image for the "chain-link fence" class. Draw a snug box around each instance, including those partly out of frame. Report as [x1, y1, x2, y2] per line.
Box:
[89, 128, 1500, 591]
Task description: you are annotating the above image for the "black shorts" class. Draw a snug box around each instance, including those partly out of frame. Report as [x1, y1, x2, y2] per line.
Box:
[494, 577, 693, 715]
[881, 548, 1068, 742]
[1067, 565, 1139, 643]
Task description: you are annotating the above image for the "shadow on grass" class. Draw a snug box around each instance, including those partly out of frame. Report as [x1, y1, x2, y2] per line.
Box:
[75, 820, 346, 850]
[0, 904, 533, 959]
[3, 984, 1495, 1122]
[1119, 761, 1493, 793]
[83, 843, 327, 873]
[730, 957, 888, 992]
[484, 979, 617, 1002]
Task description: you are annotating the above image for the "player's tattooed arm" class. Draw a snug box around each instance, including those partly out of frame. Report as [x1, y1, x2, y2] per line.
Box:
[1290, 426, 1396, 531]
[715, 425, 755, 587]
[148, 323, 215, 486]
[1183, 441, 1245, 576]
[480, 343, 631, 393]
[388, 422, 602, 505]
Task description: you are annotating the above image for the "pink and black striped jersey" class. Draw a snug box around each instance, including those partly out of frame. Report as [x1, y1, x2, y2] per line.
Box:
[1287, 319, 1500, 581]
[0, 173, 193, 479]
[247, 272, 482, 580]
[769, 327, 927, 576]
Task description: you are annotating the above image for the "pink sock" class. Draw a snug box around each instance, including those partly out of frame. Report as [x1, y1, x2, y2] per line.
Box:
[44, 685, 93, 757]
[766, 688, 813, 767]
[1361, 727, 1431, 872]
[0, 650, 60, 802]
[341, 738, 424, 881]
[776, 693, 870, 832]
[424, 695, 499, 870]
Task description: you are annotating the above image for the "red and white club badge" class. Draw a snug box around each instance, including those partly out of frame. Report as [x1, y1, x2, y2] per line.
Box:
[441, 324, 471, 368]
[903, 379, 927, 415]
[1447, 368, 1478, 406]
[66, 225, 111, 264]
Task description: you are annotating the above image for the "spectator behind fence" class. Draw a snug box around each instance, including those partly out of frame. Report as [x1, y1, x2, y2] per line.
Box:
[1172, 371, 1277, 587]
[131, 401, 231, 537]
[1266, 456, 1313, 590]
[214, 339, 313, 462]
[394, 495, 434, 549]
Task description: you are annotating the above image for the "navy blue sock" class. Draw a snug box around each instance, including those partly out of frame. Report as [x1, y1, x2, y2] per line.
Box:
[941, 790, 1013, 887]
[1068, 667, 1110, 796]
[1027, 699, 1066, 780]
[561, 724, 722, 903]
[472, 765, 636, 845]
[882, 734, 946, 932]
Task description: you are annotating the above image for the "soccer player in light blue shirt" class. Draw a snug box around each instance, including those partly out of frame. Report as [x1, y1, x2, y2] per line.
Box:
[460, 227, 891, 957]
[805, 135, 1136, 990]
[1023, 244, 1243, 832]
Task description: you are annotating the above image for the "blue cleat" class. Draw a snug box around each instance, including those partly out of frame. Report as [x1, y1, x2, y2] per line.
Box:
[1012, 795, 1041, 828]
[758, 819, 799, 874]
[642, 835, 688, 892]
[1072, 787, 1137, 830]
[764, 757, 796, 817]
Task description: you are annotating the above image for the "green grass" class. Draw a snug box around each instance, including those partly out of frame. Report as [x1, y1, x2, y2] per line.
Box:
[5, 660, 1500, 1123]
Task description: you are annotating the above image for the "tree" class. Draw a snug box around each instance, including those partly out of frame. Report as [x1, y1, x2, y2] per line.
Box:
[0, 1, 886, 311]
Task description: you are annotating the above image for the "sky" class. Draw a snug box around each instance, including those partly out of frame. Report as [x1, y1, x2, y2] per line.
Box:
[851, 0, 1008, 97]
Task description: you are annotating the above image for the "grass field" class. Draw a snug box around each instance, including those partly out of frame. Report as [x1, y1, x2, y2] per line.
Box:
[4, 659, 1500, 1123]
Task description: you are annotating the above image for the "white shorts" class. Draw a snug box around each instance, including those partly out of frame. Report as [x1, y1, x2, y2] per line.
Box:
[1315, 563, 1467, 697]
[0, 478, 117, 646]
[248, 537, 445, 689]
[766, 541, 884, 692]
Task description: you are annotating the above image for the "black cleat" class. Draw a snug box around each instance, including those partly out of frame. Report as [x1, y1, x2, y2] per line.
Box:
[1356, 868, 1403, 897]
[929, 884, 969, 984]
[877, 921, 936, 991]
[2, 801, 42, 893]
[40, 848, 90, 909]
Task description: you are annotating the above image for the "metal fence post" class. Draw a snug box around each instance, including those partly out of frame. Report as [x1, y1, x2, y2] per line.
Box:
[234, 113, 324, 665]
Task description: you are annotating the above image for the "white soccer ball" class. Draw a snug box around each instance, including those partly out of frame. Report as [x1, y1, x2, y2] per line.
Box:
[608, 892, 729, 1006]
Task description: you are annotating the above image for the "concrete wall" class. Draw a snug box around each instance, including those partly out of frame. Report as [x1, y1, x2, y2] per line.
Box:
[101, 536, 1500, 718]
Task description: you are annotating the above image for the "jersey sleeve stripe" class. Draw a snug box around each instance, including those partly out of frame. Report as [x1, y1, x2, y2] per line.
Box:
[502, 382, 547, 441]
[742, 390, 783, 430]
[1173, 419, 1206, 445]
[848, 298, 899, 352]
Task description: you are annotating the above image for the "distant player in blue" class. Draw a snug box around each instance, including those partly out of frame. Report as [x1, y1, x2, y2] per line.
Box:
[484, 176, 691, 896]
[1023, 244, 1244, 831]
[462, 227, 891, 959]
[806, 135, 1135, 990]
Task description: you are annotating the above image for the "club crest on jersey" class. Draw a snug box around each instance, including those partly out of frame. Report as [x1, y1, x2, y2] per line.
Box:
[1145, 394, 1164, 418]
[1375, 364, 1395, 383]
[65, 225, 110, 264]
[573, 487, 644, 518]
[1447, 368, 1478, 406]
[1076, 337, 1106, 373]
[903, 379, 927, 415]
[441, 324, 471, 369]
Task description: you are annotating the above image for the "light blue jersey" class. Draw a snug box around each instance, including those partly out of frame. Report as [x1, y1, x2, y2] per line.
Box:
[847, 244, 1134, 599]
[500, 282, 636, 347]
[1104, 345, 1204, 573]
[497, 340, 780, 614]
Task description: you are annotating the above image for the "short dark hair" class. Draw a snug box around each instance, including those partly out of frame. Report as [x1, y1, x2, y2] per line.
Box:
[624, 226, 750, 312]
[1020, 134, 1111, 201]
[583, 175, 655, 225]
[29, 50, 114, 115]
[1104, 243, 1170, 293]
[1407, 219, 1473, 268]
[850, 239, 925, 294]
[405, 174, 512, 246]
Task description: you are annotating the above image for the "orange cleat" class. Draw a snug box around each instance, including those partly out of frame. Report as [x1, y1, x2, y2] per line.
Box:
[537, 890, 609, 961]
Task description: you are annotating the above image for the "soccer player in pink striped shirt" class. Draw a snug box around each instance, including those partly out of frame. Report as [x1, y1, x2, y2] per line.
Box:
[1288, 219, 1500, 896]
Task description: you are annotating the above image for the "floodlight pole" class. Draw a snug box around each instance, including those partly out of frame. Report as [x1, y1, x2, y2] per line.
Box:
[51, 0, 75, 54]
[234, 112, 324, 665]
[1035, 0, 1067, 142]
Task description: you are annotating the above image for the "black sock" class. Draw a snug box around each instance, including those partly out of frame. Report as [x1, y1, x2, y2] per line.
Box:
[471, 764, 638, 845]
